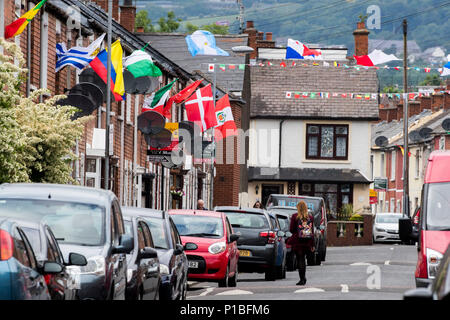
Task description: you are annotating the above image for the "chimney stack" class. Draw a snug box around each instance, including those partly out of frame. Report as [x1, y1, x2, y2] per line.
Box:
[120, 0, 136, 33]
[353, 21, 370, 56]
[93, 0, 119, 22]
[244, 20, 257, 59]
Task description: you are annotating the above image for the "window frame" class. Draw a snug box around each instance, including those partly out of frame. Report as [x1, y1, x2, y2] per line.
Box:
[305, 124, 349, 160]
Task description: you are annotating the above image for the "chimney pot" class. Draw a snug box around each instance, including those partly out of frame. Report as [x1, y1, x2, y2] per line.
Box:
[137, 26, 144, 33]
[266, 32, 273, 41]
[246, 21, 254, 28]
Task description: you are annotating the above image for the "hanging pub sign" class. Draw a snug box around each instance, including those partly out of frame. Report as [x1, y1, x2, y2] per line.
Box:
[373, 177, 388, 191]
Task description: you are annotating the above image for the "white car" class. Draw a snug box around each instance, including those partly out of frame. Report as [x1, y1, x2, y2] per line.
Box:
[373, 213, 402, 242]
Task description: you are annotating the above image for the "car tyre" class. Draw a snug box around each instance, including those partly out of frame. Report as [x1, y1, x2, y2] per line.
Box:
[265, 266, 276, 281]
[276, 257, 286, 279]
[218, 265, 229, 287]
[228, 264, 238, 287]
[314, 251, 321, 266]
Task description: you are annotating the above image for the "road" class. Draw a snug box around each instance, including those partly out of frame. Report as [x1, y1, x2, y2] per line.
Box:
[186, 243, 418, 300]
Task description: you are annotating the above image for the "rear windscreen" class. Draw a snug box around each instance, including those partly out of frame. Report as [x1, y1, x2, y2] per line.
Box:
[267, 196, 321, 215]
[223, 211, 269, 229]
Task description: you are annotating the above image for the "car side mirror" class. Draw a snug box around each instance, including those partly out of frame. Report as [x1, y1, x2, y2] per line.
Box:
[403, 288, 433, 300]
[43, 261, 63, 274]
[399, 218, 416, 242]
[138, 247, 158, 260]
[174, 243, 184, 255]
[229, 234, 239, 243]
[276, 230, 285, 237]
[68, 252, 87, 266]
[285, 231, 292, 238]
[113, 234, 134, 254]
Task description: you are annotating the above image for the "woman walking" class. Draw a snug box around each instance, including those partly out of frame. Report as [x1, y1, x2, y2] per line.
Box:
[288, 201, 315, 285]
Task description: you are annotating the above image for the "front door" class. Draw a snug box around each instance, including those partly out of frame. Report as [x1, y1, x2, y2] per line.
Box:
[262, 185, 283, 208]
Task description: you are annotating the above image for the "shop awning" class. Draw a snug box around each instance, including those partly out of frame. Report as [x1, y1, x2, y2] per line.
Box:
[248, 167, 372, 184]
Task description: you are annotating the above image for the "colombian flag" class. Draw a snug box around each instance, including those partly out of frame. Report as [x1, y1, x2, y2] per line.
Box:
[5, 0, 47, 39]
[89, 39, 125, 102]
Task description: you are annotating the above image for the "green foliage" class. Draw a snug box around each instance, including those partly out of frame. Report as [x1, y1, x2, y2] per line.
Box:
[382, 85, 402, 93]
[158, 11, 182, 33]
[186, 22, 229, 35]
[420, 74, 443, 86]
[349, 214, 364, 222]
[0, 38, 90, 184]
[135, 10, 154, 32]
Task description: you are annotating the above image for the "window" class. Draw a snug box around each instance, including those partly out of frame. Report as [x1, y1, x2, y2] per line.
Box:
[415, 150, 420, 179]
[390, 198, 395, 212]
[396, 200, 401, 213]
[13, 228, 32, 268]
[380, 153, 385, 176]
[306, 124, 348, 160]
[391, 151, 396, 180]
[140, 221, 154, 248]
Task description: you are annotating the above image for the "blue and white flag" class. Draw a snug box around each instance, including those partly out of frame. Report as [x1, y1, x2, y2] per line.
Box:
[185, 30, 229, 57]
[286, 38, 322, 60]
[441, 61, 450, 77]
[56, 33, 105, 72]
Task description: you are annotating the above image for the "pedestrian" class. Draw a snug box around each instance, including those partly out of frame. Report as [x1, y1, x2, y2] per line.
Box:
[197, 199, 208, 210]
[253, 201, 263, 209]
[287, 200, 315, 285]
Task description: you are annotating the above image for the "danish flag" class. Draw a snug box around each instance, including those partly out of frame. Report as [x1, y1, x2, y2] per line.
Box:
[185, 84, 217, 132]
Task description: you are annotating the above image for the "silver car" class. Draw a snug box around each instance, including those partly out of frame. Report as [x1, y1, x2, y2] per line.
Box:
[373, 212, 403, 242]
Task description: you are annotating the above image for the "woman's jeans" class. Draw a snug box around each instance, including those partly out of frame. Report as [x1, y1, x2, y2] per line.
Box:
[296, 252, 306, 280]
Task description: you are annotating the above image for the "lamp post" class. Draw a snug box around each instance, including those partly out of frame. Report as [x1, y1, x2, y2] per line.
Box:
[105, 0, 112, 190]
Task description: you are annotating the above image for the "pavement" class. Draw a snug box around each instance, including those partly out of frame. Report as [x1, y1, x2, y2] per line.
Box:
[186, 243, 418, 300]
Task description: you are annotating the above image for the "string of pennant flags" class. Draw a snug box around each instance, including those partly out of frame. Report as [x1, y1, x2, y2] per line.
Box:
[284, 90, 450, 100]
[207, 61, 448, 74]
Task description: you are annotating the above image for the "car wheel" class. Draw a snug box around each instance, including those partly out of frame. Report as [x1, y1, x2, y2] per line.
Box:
[218, 265, 229, 287]
[286, 254, 295, 271]
[276, 258, 286, 279]
[228, 264, 238, 287]
[314, 251, 321, 266]
[321, 245, 327, 261]
[264, 266, 276, 281]
[181, 281, 187, 300]
[306, 252, 315, 266]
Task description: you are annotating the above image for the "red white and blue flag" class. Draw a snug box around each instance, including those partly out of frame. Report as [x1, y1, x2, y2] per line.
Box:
[286, 39, 322, 60]
[185, 84, 217, 132]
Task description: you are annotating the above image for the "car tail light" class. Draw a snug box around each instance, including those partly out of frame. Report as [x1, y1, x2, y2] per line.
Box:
[260, 231, 276, 244]
[0, 229, 14, 261]
[44, 274, 53, 286]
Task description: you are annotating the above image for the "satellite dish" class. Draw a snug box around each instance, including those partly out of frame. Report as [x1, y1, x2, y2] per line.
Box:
[375, 136, 388, 147]
[419, 127, 433, 140]
[134, 76, 159, 94]
[69, 83, 103, 107]
[56, 94, 97, 120]
[442, 118, 450, 131]
[137, 110, 165, 135]
[144, 128, 173, 149]
[409, 130, 422, 143]
[178, 121, 195, 143]
[79, 68, 114, 103]
[123, 69, 137, 94]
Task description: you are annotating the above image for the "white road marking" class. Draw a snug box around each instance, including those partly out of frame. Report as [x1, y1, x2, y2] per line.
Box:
[216, 289, 253, 296]
[295, 288, 325, 293]
[350, 262, 372, 266]
[200, 287, 215, 296]
[340, 284, 349, 293]
[390, 247, 394, 250]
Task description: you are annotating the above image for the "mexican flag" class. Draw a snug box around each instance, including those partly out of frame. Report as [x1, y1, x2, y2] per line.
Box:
[142, 80, 176, 115]
[5, 0, 47, 39]
[124, 49, 162, 78]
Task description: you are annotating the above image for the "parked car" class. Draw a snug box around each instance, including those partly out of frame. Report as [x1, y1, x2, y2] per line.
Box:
[18, 219, 87, 300]
[267, 212, 288, 279]
[123, 215, 160, 300]
[122, 207, 188, 300]
[169, 209, 240, 287]
[0, 218, 67, 300]
[372, 212, 402, 243]
[268, 206, 296, 271]
[399, 151, 450, 288]
[265, 194, 328, 265]
[214, 206, 286, 281]
[404, 244, 450, 300]
[0, 183, 133, 300]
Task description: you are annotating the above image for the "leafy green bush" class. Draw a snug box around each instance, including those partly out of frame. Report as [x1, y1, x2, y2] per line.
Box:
[349, 214, 364, 222]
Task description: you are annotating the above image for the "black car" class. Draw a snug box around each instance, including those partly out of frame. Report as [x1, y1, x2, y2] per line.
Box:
[0, 183, 134, 300]
[122, 207, 188, 300]
[123, 215, 160, 300]
[404, 244, 450, 300]
[214, 206, 286, 281]
[18, 220, 87, 300]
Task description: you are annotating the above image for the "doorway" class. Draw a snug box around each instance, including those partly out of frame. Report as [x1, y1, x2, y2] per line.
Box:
[261, 184, 284, 208]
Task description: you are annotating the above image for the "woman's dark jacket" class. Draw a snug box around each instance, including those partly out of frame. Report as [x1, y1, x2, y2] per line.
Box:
[287, 213, 315, 255]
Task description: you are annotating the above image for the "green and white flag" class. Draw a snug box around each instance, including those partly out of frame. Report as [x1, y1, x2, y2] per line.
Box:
[142, 80, 176, 115]
[124, 49, 162, 78]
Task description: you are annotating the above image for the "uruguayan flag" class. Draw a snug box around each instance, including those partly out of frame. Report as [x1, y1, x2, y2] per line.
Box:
[185, 30, 229, 57]
[56, 33, 105, 72]
[441, 61, 450, 77]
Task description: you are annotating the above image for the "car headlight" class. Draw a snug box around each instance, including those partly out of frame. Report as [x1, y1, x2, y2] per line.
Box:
[375, 227, 385, 232]
[208, 242, 226, 255]
[427, 248, 443, 279]
[160, 264, 170, 275]
[67, 255, 105, 276]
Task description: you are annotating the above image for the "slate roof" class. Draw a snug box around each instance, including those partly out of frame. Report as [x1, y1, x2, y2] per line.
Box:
[250, 60, 379, 120]
[135, 33, 248, 93]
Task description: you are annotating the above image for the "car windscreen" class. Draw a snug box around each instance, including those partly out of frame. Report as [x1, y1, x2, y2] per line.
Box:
[267, 196, 321, 216]
[376, 215, 401, 224]
[223, 211, 270, 229]
[426, 182, 450, 230]
[144, 217, 170, 250]
[0, 199, 105, 246]
[171, 215, 224, 238]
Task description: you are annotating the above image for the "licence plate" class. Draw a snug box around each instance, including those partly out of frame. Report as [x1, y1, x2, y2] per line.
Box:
[188, 261, 199, 268]
[239, 250, 251, 257]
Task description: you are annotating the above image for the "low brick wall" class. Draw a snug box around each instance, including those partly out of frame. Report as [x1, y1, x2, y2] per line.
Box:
[327, 214, 374, 247]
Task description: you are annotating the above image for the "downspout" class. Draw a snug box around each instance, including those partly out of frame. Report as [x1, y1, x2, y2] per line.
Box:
[279, 120, 285, 168]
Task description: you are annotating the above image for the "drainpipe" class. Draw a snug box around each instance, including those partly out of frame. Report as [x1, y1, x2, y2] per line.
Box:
[279, 120, 285, 168]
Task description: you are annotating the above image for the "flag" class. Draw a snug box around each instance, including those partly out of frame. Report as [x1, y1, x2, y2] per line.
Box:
[124, 49, 162, 78]
[441, 62, 450, 77]
[56, 34, 105, 72]
[397, 145, 411, 157]
[424, 68, 431, 73]
[214, 94, 237, 141]
[285, 39, 321, 59]
[185, 84, 217, 132]
[89, 39, 125, 101]
[5, 0, 47, 39]
[286, 92, 292, 98]
[239, 64, 245, 70]
[185, 30, 229, 56]
[142, 80, 176, 115]
[354, 49, 400, 67]
[219, 64, 226, 71]
[164, 79, 203, 117]
[280, 62, 287, 68]
[208, 64, 215, 72]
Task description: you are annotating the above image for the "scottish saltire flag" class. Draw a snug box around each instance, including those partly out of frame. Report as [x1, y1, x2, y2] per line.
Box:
[441, 62, 450, 77]
[286, 39, 322, 59]
[56, 34, 105, 72]
[185, 30, 229, 56]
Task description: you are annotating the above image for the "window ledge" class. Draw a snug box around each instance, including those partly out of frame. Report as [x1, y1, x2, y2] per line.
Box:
[302, 159, 351, 164]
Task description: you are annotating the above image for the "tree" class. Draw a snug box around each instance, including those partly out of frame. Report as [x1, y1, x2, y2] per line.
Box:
[135, 10, 154, 32]
[420, 74, 443, 86]
[186, 22, 229, 35]
[0, 38, 89, 184]
[158, 11, 182, 33]
[382, 85, 402, 93]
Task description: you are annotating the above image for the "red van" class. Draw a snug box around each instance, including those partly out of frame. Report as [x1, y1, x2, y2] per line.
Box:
[400, 150, 450, 287]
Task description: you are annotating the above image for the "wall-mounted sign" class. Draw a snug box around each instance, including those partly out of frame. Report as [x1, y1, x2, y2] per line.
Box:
[369, 189, 378, 204]
[373, 178, 387, 191]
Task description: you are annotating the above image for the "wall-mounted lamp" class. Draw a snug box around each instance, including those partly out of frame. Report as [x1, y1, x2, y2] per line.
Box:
[255, 185, 259, 195]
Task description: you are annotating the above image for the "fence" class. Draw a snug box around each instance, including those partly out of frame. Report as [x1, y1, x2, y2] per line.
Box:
[327, 214, 374, 246]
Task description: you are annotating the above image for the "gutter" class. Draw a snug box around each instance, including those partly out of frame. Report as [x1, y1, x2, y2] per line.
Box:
[279, 120, 285, 168]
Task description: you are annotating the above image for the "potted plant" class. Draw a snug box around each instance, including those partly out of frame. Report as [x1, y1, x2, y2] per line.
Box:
[170, 187, 185, 200]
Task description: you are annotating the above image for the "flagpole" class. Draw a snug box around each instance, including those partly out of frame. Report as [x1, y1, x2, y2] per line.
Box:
[26, 1, 32, 97]
[105, 0, 112, 190]
[402, 19, 410, 218]
[210, 60, 216, 210]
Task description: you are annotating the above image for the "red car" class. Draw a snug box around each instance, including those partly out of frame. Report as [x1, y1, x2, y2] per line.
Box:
[168, 210, 239, 287]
